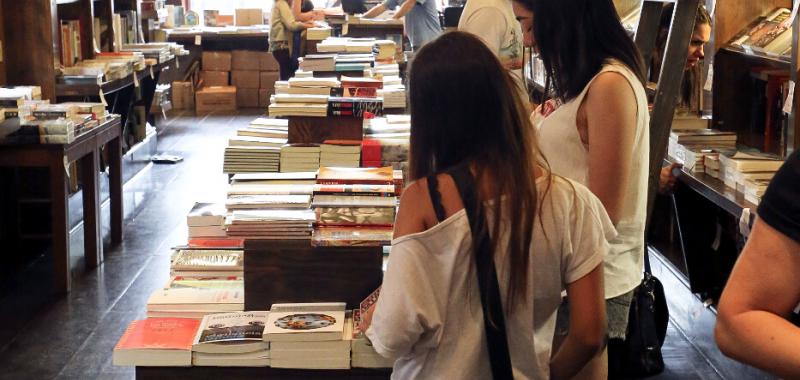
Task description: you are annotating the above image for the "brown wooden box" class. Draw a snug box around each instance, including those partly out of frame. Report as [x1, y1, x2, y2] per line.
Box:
[260, 53, 280, 71]
[235, 8, 264, 26]
[260, 71, 281, 89]
[202, 51, 232, 71]
[237, 88, 261, 108]
[200, 71, 229, 87]
[232, 50, 263, 71]
[195, 86, 237, 113]
[288, 116, 364, 144]
[243, 240, 383, 311]
[171, 81, 194, 110]
[232, 70, 261, 89]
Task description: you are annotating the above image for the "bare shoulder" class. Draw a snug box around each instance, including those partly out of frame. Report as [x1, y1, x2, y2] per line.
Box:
[394, 179, 431, 240]
[586, 71, 636, 103]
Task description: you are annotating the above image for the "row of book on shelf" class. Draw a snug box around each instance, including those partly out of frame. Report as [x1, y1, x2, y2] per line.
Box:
[0, 86, 109, 144]
[59, 43, 188, 85]
[667, 116, 784, 205]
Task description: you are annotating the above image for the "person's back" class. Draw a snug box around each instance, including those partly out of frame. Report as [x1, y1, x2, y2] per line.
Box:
[369, 174, 614, 379]
[362, 31, 611, 380]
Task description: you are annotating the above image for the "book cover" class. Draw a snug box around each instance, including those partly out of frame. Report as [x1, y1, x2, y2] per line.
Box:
[113, 318, 199, 366]
[193, 312, 270, 354]
[317, 166, 394, 184]
[265, 303, 347, 342]
[171, 250, 244, 272]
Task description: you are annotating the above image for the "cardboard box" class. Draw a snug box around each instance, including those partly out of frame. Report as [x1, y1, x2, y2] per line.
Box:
[260, 71, 281, 90]
[232, 50, 263, 71]
[217, 14, 234, 26]
[260, 52, 280, 71]
[202, 51, 232, 71]
[196, 86, 237, 113]
[232, 70, 261, 89]
[259, 88, 273, 108]
[235, 8, 263, 26]
[171, 81, 194, 110]
[237, 88, 261, 108]
[200, 71, 229, 87]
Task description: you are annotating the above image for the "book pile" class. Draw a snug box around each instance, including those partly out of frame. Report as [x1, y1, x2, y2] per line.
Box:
[238, 117, 289, 140]
[192, 311, 270, 367]
[299, 54, 336, 72]
[312, 166, 396, 246]
[8, 119, 85, 144]
[114, 318, 200, 367]
[187, 202, 228, 239]
[351, 289, 393, 368]
[281, 144, 321, 172]
[363, 114, 410, 169]
[328, 97, 383, 117]
[668, 129, 737, 174]
[226, 193, 311, 211]
[732, 8, 792, 58]
[377, 85, 406, 109]
[320, 140, 361, 167]
[340, 76, 382, 98]
[268, 77, 339, 117]
[335, 54, 374, 72]
[223, 134, 286, 173]
[147, 286, 245, 319]
[307, 25, 333, 41]
[122, 43, 184, 63]
[225, 209, 316, 240]
[718, 151, 784, 204]
[170, 249, 244, 278]
[265, 303, 352, 369]
[274, 81, 333, 96]
[373, 40, 398, 61]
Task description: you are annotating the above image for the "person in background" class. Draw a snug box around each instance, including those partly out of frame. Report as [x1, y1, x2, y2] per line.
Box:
[362, 0, 442, 51]
[715, 149, 800, 378]
[291, 0, 325, 62]
[270, 0, 316, 80]
[512, 0, 649, 378]
[361, 32, 612, 379]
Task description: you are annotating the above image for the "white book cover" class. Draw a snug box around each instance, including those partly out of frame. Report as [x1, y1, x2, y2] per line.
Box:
[264, 303, 346, 342]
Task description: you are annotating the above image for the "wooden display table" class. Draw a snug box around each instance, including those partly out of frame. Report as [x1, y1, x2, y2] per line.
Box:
[0, 116, 123, 292]
[244, 240, 384, 310]
[137, 366, 390, 379]
[288, 116, 364, 144]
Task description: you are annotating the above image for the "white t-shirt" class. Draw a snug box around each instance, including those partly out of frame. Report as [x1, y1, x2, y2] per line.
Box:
[366, 175, 616, 380]
[458, 0, 524, 87]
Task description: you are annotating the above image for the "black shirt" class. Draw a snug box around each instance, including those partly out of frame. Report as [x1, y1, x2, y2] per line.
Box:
[758, 150, 800, 244]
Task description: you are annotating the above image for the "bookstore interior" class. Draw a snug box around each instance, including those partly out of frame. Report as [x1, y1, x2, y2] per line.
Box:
[0, 0, 800, 379]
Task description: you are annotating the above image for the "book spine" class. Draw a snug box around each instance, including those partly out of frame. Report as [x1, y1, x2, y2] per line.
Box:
[39, 135, 74, 144]
[32, 111, 71, 119]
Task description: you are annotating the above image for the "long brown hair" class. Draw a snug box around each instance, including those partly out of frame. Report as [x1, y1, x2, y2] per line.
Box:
[408, 31, 546, 312]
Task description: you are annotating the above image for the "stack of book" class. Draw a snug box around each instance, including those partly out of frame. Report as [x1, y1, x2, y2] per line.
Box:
[274, 81, 333, 96]
[320, 140, 361, 167]
[114, 318, 200, 367]
[265, 303, 352, 369]
[226, 193, 311, 211]
[316, 37, 349, 53]
[281, 144, 321, 172]
[9, 119, 85, 144]
[731, 8, 792, 58]
[719, 151, 784, 204]
[307, 25, 333, 40]
[299, 54, 337, 72]
[312, 166, 396, 246]
[377, 85, 406, 109]
[223, 135, 286, 173]
[363, 114, 410, 169]
[328, 97, 383, 117]
[225, 209, 316, 240]
[147, 286, 245, 319]
[351, 289, 393, 368]
[187, 202, 228, 239]
[170, 249, 244, 278]
[373, 40, 398, 61]
[335, 54, 374, 72]
[368, 63, 400, 77]
[246, 117, 289, 138]
[192, 311, 270, 367]
[668, 129, 737, 174]
[268, 78, 337, 117]
[340, 76, 382, 98]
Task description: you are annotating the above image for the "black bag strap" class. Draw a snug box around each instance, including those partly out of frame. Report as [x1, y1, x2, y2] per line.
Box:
[427, 166, 514, 379]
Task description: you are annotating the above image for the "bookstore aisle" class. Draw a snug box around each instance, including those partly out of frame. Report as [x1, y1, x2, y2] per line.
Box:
[0, 109, 725, 380]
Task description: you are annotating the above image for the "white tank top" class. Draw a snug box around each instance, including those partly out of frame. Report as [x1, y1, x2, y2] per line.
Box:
[537, 60, 650, 298]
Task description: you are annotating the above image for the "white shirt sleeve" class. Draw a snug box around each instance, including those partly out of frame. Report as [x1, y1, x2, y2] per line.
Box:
[366, 239, 443, 360]
[457, 7, 507, 56]
[562, 183, 618, 284]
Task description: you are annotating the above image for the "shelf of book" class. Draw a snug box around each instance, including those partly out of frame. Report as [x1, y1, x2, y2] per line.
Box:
[56, 57, 175, 97]
[136, 366, 391, 379]
[667, 159, 757, 218]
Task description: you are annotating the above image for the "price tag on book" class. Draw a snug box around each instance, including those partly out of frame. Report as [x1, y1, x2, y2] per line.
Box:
[703, 64, 714, 92]
[133, 72, 140, 88]
[195, 35, 202, 46]
[99, 90, 108, 107]
[783, 81, 795, 114]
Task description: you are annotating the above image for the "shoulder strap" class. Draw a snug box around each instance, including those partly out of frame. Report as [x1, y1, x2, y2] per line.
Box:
[426, 174, 447, 223]
[446, 165, 514, 380]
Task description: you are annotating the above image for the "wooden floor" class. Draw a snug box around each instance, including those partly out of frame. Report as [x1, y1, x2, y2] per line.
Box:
[0, 109, 755, 379]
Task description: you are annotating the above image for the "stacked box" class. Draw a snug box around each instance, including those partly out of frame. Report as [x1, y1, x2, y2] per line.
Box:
[172, 81, 194, 110]
[200, 71, 229, 87]
[202, 51, 232, 71]
[235, 8, 263, 26]
[196, 86, 237, 113]
[233, 50, 274, 108]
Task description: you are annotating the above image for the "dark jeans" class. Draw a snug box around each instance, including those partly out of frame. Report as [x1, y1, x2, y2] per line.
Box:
[273, 48, 298, 81]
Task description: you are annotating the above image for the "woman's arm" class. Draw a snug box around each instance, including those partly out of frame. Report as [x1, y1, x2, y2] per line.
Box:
[715, 218, 800, 378]
[277, 1, 313, 31]
[550, 266, 606, 380]
[581, 72, 639, 225]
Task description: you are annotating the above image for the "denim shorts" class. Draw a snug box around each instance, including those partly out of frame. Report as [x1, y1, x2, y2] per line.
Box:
[555, 290, 635, 340]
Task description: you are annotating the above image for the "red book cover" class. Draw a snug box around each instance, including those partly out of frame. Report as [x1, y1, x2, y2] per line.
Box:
[115, 318, 200, 351]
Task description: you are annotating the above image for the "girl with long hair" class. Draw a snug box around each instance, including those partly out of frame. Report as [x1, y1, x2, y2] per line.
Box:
[362, 31, 615, 379]
[512, 0, 650, 377]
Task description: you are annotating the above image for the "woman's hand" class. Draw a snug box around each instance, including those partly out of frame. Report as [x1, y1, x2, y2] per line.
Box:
[659, 162, 682, 193]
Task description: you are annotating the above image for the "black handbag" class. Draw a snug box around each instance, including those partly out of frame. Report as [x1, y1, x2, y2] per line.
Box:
[427, 166, 514, 380]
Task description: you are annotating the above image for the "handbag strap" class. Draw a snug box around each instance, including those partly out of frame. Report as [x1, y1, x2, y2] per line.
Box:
[427, 167, 514, 379]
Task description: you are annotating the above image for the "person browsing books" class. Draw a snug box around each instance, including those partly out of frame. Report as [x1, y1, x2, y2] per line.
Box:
[512, 0, 649, 378]
[715, 150, 800, 378]
[361, 31, 614, 380]
[362, 0, 442, 51]
[270, 0, 317, 80]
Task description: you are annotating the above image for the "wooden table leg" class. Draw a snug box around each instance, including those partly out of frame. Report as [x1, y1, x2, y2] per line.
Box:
[50, 152, 71, 293]
[80, 149, 102, 268]
[108, 136, 123, 245]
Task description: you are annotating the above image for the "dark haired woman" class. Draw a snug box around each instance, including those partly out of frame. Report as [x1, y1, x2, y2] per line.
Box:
[361, 31, 614, 379]
[513, 0, 650, 377]
[270, 0, 316, 80]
